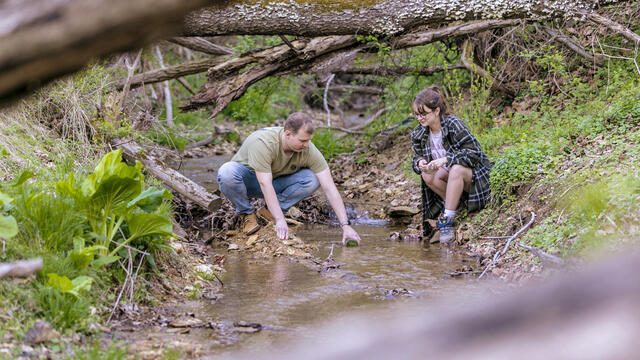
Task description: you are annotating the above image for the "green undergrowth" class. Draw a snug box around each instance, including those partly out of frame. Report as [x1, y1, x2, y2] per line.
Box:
[0, 63, 178, 358]
[468, 56, 640, 258]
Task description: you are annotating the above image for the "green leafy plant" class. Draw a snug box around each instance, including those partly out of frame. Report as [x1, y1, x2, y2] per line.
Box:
[0, 191, 18, 240]
[56, 150, 173, 261]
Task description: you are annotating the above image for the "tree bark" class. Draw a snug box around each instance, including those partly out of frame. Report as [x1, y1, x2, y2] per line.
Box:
[336, 64, 466, 76]
[114, 56, 232, 90]
[169, 37, 236, 55]
[183, 0, 618, 37]
[115, 140, 222, 211]
[181, 36, 358, 113]
[0, 259, 42, 279]
[182, 20, 522, 116]
[0, 0, 211, 102]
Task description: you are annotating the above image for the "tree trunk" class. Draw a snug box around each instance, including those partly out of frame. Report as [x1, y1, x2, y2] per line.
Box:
[0, 0, 210, 102]
[115, 140, 222, 211]
[183, 0, 619, 37]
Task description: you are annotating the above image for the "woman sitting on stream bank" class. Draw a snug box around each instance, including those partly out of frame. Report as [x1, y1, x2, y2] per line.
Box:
[410, 86, 493, 244]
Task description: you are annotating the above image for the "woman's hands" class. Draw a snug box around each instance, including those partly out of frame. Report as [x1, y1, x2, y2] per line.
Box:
[419, 157, 447, 172]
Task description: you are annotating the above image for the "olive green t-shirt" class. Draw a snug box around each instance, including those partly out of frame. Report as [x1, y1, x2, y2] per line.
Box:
[231, 127, 328, 178]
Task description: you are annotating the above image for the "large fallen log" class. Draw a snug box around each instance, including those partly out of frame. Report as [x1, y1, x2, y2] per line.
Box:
[0, 258, 42, 279]
[115, 140, 221, 211]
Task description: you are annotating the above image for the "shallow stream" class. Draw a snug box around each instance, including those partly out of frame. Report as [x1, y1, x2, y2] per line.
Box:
[145, 157, 485, 358]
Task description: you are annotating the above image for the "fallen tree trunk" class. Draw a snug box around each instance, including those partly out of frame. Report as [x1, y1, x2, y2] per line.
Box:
[0, 258, 42, 279]
[115, 140, 222, 211]
[0, 0, 210, 102]
[183, 20, 523, 116]
[182, 0, 619, 37]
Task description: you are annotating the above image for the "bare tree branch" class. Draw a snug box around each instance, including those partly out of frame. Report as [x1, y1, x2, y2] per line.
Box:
[585, 11, 640, 46]
[169, 37, 237, 56]
[461, 39, 516, 97]
[542, 26, 604, 67]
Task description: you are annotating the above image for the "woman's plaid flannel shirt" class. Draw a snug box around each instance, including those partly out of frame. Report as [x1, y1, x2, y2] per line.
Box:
[411, 115, 493, 235]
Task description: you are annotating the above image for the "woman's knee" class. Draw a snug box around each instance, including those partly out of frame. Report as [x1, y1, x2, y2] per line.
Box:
[422, 172, 435, 186]
[449, 164, 471, 180]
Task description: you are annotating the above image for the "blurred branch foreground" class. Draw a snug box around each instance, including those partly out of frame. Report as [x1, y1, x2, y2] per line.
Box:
[239, 251, 640, 360]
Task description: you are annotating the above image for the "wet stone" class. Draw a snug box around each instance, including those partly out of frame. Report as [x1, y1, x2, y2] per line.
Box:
[169, 317, 204, 328]
[387, 206, 420, 217]
[24, 321, 59, 344]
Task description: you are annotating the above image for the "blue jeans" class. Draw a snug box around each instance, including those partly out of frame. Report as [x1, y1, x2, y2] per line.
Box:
[217, 161, 320, 214]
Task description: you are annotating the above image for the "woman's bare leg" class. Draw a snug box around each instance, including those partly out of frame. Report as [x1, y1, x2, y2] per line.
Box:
[444, 164, 472, 210]
[422, 168, 448, 200]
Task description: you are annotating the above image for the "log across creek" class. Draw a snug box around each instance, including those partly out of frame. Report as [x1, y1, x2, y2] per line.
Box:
[115, 140, 221, 211]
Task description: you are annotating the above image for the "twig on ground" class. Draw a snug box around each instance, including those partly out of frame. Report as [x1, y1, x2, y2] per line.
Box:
[518, 243, 564, 267]
[479, 211, 536, 279]
[480, 236, 511, 240]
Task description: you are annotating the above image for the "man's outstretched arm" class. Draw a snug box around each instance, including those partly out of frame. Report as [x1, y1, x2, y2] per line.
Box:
[315, 168, 361, 245]
[255, 171, 289, 240]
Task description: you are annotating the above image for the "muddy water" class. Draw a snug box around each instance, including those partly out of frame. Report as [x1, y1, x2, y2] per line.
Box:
[156, 157, 484, 358]
[204, 225, 483, 359]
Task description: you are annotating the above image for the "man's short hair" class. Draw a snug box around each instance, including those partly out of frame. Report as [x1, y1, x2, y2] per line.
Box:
[284, 112, 314, 135]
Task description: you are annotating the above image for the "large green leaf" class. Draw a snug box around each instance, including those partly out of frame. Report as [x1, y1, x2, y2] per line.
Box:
[69, 237, 107, 271]
[127, 187, 173, 213]
[89, 177, 142, 215]
[0, 214, 18, 239]
[81, 150, 144, 197]
[127, 212, 173, 241]
[46, 273, 93, 298]
[46, 273, 75, 293]
[90, 255, 120, 268]
[0, 191, 13, 207]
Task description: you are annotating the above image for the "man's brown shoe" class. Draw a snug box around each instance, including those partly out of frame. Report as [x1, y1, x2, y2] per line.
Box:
[241, 213, 260, 235]
[256, 207, 275, 223]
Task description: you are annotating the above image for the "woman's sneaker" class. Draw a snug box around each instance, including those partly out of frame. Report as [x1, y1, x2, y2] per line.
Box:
[437, 214, 455, 244]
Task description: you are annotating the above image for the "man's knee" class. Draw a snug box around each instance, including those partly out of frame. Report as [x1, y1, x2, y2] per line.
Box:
[298, 169, 320, 192]
[217, 162, 242, 186]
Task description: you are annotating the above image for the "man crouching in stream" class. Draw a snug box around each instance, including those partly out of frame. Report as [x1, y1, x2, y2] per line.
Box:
[217, 112, 361, 245]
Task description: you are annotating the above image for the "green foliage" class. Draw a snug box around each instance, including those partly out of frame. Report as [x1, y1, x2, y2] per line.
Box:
[71, 340, 128, 360]
[522, 216, 576, 252]
[46, 273, 93, 299]
[56, 150, 173, 259]
[221, 76, 305, 124]
[489, 140, 552, 202]
[36, 285, 91, 331]
[0, 190, 18, 239]
[312, 129, 355, 159]
[10, 185, 86, 251]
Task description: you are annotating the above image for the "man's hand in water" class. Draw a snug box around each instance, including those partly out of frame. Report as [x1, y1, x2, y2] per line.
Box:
[276, 218, 289, 240]
[342, 225, 361, 245]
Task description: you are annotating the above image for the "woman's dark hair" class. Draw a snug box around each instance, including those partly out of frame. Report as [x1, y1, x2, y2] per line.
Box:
[413, 85, 448, 119]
